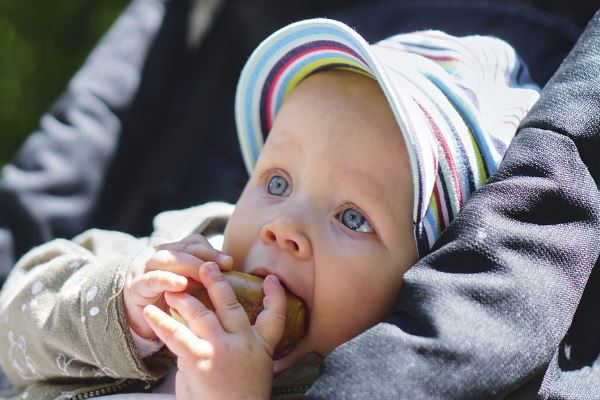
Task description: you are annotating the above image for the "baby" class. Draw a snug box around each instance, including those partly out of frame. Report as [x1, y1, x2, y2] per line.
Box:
[0, 19, 539, 400]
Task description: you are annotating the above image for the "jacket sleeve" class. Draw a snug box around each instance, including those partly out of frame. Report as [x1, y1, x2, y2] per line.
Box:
[0, 0, 167, 286]
[307, 9, 600, 400]
[0, 229, 172, 390]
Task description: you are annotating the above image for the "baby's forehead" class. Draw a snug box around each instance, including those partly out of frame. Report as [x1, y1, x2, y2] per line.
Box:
[274, 71, 398, 134]
[264, 127, 410, 201]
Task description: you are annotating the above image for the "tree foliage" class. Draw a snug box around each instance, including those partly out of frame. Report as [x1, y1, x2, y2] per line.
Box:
[0, 0, 127, 166]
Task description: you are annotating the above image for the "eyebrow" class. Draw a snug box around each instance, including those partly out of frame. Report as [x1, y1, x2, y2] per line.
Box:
[339, 165, 387, 205]
[269, 129, 389, 201]
[268, 129, 394, 219]
[266, 130, 306, 158]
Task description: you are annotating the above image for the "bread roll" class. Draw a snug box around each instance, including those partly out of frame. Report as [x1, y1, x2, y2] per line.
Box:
[170, 271, 306, 354]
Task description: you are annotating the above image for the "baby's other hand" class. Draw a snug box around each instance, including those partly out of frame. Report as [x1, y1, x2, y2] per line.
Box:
[124, 234, 233, 339]
[142, 262, 287, 400]
[150, 233, 234, 275]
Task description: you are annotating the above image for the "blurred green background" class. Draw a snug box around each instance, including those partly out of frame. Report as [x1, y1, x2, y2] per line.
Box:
[0, 0, 128, 167]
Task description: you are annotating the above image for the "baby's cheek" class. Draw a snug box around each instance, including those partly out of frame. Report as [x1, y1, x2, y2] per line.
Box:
[310, 294, 376, 354]
[222, 225, 247, 267]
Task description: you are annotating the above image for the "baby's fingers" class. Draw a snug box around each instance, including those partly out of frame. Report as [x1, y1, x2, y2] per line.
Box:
[146, 250, 208, 281]
[199, 262, 251, 333]
[164, 291, 223, 339]
[130, 271, 187, 303]
[143, 305, 214, 361]
[254, 275, 287, 355]
[156, 234, 233, 270]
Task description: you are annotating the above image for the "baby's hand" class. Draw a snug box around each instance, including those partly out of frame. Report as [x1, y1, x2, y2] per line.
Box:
[142, 262, 287, 400]
[124, 234, 233, 339]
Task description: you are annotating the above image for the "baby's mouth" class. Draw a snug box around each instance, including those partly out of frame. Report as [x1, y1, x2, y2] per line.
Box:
[246, 268, 309, 358]
[274, 340, 298, 360]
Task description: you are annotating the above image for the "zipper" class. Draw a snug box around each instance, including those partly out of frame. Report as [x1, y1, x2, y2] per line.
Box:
[271, 384, 311, 397]
[67, 379, 144, 400]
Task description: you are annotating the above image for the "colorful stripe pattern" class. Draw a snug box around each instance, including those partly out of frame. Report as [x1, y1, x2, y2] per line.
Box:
[235, 19, 540, 257]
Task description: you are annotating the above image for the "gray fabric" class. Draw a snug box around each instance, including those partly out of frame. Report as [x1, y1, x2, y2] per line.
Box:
[0, 229, 171, 400]
[307, 9, 600, 400]
[0, 0, 582, 287]
[0, 0, 168, 278]
[0, 204, 230, 399]
[530, 9, 600, 398]
[0, 0, 597, 397]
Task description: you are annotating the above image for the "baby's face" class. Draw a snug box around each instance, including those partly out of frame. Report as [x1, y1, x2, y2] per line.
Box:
[223, 70, 417, 371]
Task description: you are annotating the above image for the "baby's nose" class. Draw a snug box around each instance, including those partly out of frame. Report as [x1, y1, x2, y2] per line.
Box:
[260, 220, 312, 260]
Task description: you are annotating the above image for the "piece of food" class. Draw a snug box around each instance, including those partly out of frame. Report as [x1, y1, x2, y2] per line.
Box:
[170, 271, 306, 354]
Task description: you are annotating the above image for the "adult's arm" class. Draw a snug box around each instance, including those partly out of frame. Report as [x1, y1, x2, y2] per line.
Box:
[0, 0, 167, 286]
[307, 9, 600, 400]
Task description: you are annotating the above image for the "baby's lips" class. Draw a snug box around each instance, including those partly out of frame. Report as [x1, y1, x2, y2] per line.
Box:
[169, 271, 307, 354]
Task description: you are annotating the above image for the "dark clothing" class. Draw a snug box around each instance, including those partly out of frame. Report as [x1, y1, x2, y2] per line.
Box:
[1, 0, 598, 398]
[308, 9, 600, 400]
[0, 0, 580, 283]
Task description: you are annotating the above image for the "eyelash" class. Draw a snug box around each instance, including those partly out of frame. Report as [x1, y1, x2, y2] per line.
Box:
[334, 203, 375, 234]
[258, 168, 376, 235]
[256, 167, 288, 185]
[258, 168, 292, 194]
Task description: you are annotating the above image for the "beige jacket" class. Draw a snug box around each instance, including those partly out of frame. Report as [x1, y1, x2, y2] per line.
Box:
[0, 202, 320, 400]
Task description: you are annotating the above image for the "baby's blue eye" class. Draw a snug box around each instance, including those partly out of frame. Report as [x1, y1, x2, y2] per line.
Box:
[338, 208, 373, 233]
[267, 175, 291, 196]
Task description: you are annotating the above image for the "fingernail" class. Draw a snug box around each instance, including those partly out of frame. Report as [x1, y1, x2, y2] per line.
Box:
[206, 262, 219, 275]
[266, 275, 279, 287]
[218, 254, 233, 266]
[143, 304, 158, 317]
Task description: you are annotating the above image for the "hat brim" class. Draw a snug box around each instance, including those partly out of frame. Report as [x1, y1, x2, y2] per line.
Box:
[234, 18, 425, 222]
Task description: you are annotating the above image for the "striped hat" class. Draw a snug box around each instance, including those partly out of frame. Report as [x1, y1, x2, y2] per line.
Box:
[235, 18, 539, 257]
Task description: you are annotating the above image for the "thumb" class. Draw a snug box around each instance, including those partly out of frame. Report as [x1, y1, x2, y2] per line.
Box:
[254, 275, 287, 355]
